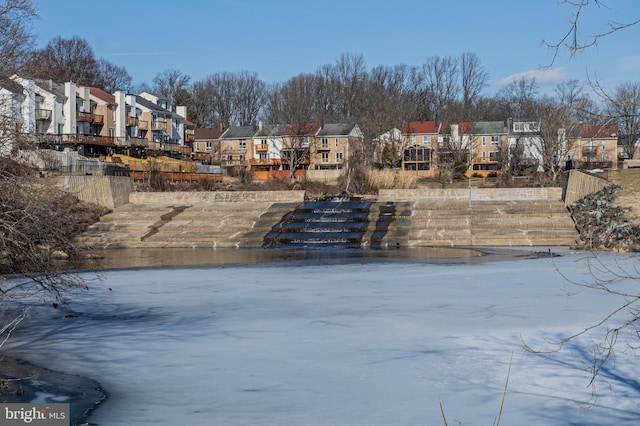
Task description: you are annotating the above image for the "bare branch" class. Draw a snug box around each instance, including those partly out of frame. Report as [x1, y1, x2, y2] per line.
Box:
[544, 0, 640, 65]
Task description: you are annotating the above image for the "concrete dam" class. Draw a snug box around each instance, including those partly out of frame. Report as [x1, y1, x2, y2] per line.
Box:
[75, 188, 579, 249]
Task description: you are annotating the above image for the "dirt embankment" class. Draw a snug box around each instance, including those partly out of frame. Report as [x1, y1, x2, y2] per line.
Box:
[609, 169, 640, 221]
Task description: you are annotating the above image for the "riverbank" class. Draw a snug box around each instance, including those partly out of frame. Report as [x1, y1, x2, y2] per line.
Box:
[0, 356, 106, 425]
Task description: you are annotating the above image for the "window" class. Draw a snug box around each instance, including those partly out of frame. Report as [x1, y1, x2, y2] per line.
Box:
[482, 151, 486, 160]
[422, 135, 430, 145]
[482, 136, 486, 146]
[239, 154, 245, 162]
[229, 140, 234, 149]
[603, 154, 611, 161]
[336, 152, 343, 162]
[259, 153, 268, 160]
[491, 135, 499, 145]
[489, 151, 500, 161]
[601, 140, 606, 150]
[411, 135, 416, 143]
[321, 152, 329, 163]
[108, 128, 115, 137]
[239, 139, 246, 149]
[321, 138, 329, 148]
[335, 138, 339, 147]
[205, 141, 212, 150]
[226, 154, 233, 162]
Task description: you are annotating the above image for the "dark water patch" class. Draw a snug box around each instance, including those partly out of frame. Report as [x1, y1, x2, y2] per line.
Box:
[74, 246, 558, 272]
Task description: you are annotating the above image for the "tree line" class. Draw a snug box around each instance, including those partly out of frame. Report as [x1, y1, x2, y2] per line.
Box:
[2, 1, 639, 165]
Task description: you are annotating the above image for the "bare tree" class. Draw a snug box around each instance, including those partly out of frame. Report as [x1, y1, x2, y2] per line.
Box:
[554, 79, 598, 123]
[422, 55, 460, 121]
[233, 71, 266, 127]
[498, 76, 539, 119]
[152, 69, 191, 109]
[331, 53, 368, 122]
[603, 82, 640, 160]
[363, 64, 422, 168]
[263, 74, 318, 125]
[460, 52, 489, 118]
[533, 99, 578, 180]
[281, 121, 318, 179]
[313, 63, 339, 123]
[23, 36, 100, 85]
[545, 0, 640, 64]
[95, 58, 133, 93]
[0, 0, 37, 77]
[191, 71, 265, 128]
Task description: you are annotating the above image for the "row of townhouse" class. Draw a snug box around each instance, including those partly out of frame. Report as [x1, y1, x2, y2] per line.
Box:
[193, 122, 364, 179]
[3, 75, 194, 158]
[396, 119, 623, 176]
[1, 74, 626, 179]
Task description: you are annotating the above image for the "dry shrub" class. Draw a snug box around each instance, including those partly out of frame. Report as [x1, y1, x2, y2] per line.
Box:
[364, 169, 416, 191]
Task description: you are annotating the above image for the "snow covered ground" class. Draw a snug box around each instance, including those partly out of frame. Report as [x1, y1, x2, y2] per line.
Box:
[6, 249, 640, 425]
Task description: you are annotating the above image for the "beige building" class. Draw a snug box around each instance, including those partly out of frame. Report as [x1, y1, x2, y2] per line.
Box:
[567, 125, 618, 169]
[311, 124, 363, 170]
[468, 121, 509, 176]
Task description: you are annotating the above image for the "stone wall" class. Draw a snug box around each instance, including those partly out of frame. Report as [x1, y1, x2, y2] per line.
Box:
[379, 187, 564, 202]
[128, 190, 306, 204]
[56, 175, 133, 209]
[563, 169, 608, 206]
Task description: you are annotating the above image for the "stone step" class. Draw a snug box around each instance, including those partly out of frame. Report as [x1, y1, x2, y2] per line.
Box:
[77, 194, 579, 249]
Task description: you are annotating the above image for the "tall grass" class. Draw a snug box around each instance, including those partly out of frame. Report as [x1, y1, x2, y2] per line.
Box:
[364, 169, 417, 190]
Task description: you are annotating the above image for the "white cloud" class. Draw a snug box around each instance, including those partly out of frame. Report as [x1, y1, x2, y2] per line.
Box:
[495, 67, 568, 86]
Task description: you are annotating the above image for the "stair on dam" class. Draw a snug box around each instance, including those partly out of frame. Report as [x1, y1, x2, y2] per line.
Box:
[368, 199, 578, 247]
[77, 201, 297, 249]
[77, 194, 579, 249]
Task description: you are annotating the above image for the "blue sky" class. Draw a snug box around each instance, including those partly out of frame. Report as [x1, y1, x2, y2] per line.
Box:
[30, 0, 640, 95]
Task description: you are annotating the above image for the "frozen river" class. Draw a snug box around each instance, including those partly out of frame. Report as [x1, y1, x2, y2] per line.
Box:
[5, 248, 640, 425]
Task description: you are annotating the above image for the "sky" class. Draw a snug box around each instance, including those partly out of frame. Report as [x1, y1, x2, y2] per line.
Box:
[29, 0, 640, 95]
[6, 249, 640, 425]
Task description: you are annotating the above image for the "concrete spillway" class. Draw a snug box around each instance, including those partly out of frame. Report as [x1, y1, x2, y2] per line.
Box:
[76, 189, 579, 250]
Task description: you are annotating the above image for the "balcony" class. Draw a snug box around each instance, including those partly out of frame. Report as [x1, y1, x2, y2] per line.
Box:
[35, 109, 52, 121]
[92, 114, 104, 125]
[582, 146, 598, 156]
[151, 120, 166, 131]
[318, 144, 331, 151]
[138, 120, 149, 130]
[185, 133, 196, 143]
[126, 116, 139, 127]
[255, 144, 269, 152]
[249, 158, 282, 166]
[76, 111, 92, 122]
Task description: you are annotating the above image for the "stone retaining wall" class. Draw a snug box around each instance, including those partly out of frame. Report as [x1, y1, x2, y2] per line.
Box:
[56, 175, 133, 209]
[128, 190, 306, 204]
[563, 169, 607, 206]
[379, 187, 564, 202]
